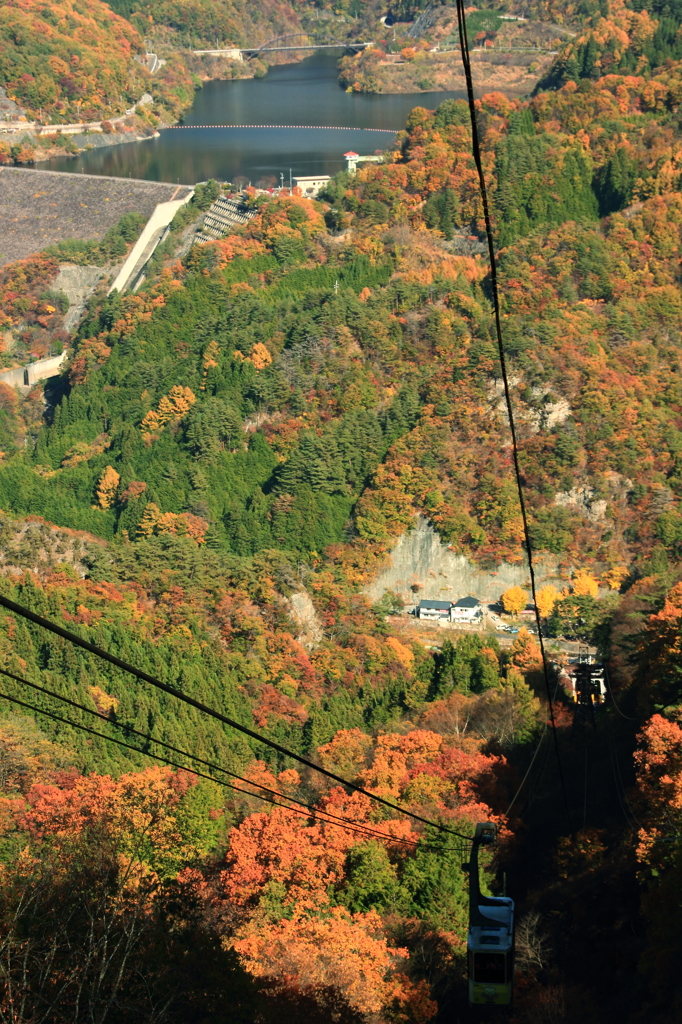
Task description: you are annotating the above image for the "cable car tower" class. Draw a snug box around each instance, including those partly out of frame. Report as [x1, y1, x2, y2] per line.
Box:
[465, 823, 515, 1006]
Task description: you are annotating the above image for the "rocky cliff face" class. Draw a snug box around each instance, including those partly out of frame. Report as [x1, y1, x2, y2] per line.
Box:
[363, 516, 561, 606]
[54, 265, 106, 332]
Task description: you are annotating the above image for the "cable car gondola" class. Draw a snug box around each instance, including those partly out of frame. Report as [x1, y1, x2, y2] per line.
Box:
[465, 822, 515, 1006]
[572, 649, 606, 711]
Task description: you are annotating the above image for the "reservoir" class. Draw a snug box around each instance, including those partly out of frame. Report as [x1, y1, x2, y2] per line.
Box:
[45, 53, 470, 185]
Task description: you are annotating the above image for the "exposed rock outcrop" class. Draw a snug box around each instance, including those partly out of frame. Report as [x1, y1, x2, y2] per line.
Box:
[288, 590, 323, 648]
[54, 264, 107, 332]
[363, 516, 561, 606]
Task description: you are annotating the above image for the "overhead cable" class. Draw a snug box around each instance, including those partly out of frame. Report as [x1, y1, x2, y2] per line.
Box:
[0, 680, 449, 850]
[0, 595, 473, 841]
[454, 0, 573, 832]
[604, 663, 638, 721]
[0, 664, 430, 849]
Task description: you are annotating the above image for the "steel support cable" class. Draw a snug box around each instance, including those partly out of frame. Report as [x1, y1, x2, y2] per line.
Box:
[504, 729, 547, 820]
[454, 0, 573, 832]
[606, 722, 639, 831]
[608, 724, 645, 830]
[525, 729, 553, 811]
[583, 748, 588, 831]
[0, 665, 433, 851]
[0, 595, 472, 842]
[605, 723, 682, 845]
[604, 662, 638, 721]
[504, 677, 560, 818]
[0, 681, 452, 851]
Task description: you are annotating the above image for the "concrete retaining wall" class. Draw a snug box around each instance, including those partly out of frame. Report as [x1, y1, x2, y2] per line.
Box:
[0, 351, 67, 388]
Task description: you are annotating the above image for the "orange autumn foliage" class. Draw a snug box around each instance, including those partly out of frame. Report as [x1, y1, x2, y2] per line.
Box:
[231, 907, 410, 1016]
[136, 501, 208, 544]
[7, 766, 198, 879]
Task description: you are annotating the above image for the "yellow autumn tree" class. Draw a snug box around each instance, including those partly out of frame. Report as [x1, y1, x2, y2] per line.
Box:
[250, 343, 273, 370]
[141, 386, 196, 440]
[536, 585, 560, 620]
[157, 385, 195, 424]
[203, 340, 220, 371]
[603, 566, 629, 591]
[573, 568, 599, 598]
[137, 502, 161, 537]
[384, 636, 414, 668]
[140, 409, 162, 439]
[501, 585, 528, 617]
[135, 503, 208, 544]
[88, 685, 120, 716]
[201, 340, 220, 389]
[95, 466, 120, 509]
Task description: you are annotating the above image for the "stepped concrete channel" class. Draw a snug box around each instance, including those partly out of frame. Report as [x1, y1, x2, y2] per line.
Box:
[110, 190, 257, 292]
[195, 196, 256, 243]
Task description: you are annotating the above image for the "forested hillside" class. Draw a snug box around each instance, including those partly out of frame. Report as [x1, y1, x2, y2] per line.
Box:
[0, 0, 312, 127]
[1, 0, 682, 1021]
[0, 0, 201, 125]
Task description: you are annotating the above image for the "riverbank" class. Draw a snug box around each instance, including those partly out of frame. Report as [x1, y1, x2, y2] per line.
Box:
[340, 48, 554, 95]
[0, 92, 165, 168]
[338, 6, 572, 96]
[1, 123, 160, 167]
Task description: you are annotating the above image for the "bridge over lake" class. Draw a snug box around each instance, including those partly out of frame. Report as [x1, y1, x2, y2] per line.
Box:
[196, 34, 374, 60]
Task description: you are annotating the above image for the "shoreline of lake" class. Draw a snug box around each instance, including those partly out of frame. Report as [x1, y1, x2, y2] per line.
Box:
[40, 53, 528, 186]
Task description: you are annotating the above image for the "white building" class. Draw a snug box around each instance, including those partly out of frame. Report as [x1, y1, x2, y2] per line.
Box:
[344, 151, 384, 175]
[450, 597, 482, 623]
[417, 600, 452, 620]
[292, 175, 331, 197]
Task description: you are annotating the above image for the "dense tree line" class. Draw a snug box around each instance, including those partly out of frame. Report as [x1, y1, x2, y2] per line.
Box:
[0, 16, 681, 1017]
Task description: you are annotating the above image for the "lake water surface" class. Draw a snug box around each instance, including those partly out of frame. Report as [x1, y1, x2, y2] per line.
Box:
[45, 53, 470, 185]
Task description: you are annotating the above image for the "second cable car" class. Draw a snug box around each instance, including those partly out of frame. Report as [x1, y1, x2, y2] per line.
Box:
[465, 823, 515, 1006]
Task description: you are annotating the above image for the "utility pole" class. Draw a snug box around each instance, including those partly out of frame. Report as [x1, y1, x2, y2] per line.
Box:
[289, 167, 292, 188]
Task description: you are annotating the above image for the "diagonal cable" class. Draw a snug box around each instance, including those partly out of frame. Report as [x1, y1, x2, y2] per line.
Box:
[0, 685, 433, 849]
[0, 593, 472, 840]
[0, 665, 433, 849]
[454, 0, 573, 832]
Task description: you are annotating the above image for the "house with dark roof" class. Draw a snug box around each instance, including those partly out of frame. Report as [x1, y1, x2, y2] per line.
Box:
[451, 596, 482, 622]
[417, 599, 453, 620]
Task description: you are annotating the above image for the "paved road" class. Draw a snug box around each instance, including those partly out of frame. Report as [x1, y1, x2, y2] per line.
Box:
[391, 614, 597, 658]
